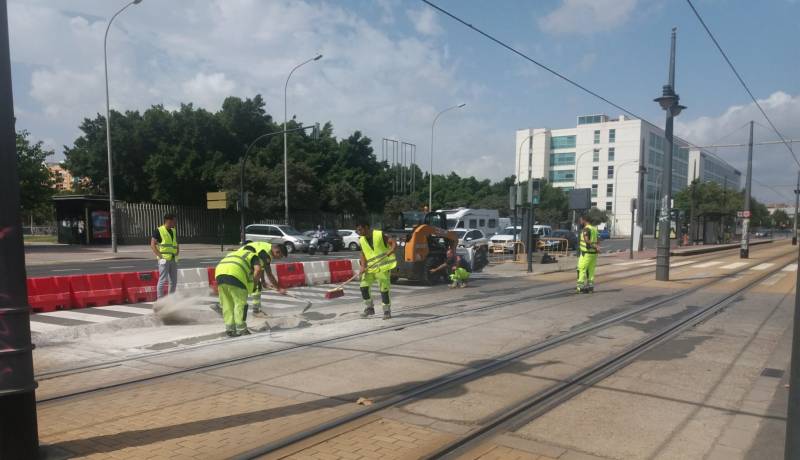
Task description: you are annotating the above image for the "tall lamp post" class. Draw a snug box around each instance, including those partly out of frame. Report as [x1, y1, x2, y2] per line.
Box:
[283, 54, 322, 225]
[104, 0, 143, 253]
[612, 160, 639, 237]
[653, 28, 686, 281]
[429, 103, 465, 211]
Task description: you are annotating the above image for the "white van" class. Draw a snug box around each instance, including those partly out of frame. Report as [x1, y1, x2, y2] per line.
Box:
[441, 208, 500, 236]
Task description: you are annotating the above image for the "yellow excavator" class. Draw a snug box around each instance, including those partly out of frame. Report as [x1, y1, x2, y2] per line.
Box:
[384, 211, 458, 284]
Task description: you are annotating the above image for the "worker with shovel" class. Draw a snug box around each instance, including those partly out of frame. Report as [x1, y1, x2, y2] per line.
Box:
[356, 221, 397, 319]
[241, 241, 287, 318]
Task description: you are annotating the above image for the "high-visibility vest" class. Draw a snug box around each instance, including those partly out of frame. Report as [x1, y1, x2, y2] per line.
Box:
[242, 242, 272, 265]
[215, 248, 259, 293]
[359, 230, 397, 273]
[579, 224, 598, 254]
[157, 225, 178, 260]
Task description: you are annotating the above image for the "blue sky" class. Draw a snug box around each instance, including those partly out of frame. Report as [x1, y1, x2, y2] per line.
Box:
[8, 0, 800, 203]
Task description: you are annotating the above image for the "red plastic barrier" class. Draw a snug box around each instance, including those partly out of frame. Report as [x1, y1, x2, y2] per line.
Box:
[276, 262, 306, 288]
[207, 267, 218, 294]
[328, 259, 353, 283]
[122, 271, 158, 303]
[27, 277, 72, 312]
[69, 274, 124, 308]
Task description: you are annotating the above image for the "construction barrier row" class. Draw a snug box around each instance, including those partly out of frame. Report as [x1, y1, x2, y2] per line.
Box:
[27, 258, 361, 313]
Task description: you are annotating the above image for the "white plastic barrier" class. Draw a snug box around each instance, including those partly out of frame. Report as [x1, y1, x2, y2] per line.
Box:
[176, 267, 211, 292]
[303, 261, 331, 286]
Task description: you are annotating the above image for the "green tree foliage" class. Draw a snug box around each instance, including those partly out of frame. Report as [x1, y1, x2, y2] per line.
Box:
[17, 130, 56, 222]
[772, 209, 790, 228]
[674, 179, 773, 228]
[585, 208, 610, 225]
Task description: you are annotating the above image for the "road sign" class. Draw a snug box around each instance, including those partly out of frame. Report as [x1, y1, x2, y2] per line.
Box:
[737, 210, 751, 218]
[207, 191, 228, 210]
[207, 200, 227, 210]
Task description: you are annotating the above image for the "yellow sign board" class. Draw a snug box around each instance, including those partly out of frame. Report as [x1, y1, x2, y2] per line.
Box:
[207, 200, 227, 210]
[207, 191, 227, 201]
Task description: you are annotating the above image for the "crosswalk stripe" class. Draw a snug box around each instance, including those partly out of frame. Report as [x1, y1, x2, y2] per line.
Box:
[29, 321, 69, 333]
[751, 263, 774, 271]
[783, 264, 798, 272]
[720, 262, 748, 270]
[614, 260, 652, 266]
[36, 310, 112, 323]
[692, 261, 723, 268]
[761, 273, 785, 286]
[670, 260, 696, 267]
[100, 305, 153, 315]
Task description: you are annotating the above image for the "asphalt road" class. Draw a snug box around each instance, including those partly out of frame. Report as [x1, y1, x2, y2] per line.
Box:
[599, 237, 657, 253]
[26, 251, 356, 277]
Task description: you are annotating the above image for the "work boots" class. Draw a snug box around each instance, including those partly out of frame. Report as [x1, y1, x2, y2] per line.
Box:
[382, 304, 392, 320]
[360, 300, 375, 318]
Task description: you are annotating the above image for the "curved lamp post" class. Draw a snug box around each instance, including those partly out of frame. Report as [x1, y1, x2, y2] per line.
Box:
[104, 0, 143, 253]
[612, 160, 639, 236]
[429, 103, 465, 211]
[283, 54, 322, 225]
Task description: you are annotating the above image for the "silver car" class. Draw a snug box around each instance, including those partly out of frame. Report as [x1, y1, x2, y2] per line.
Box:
[453, 228, 489, 248]
[244, 224, 311, 253]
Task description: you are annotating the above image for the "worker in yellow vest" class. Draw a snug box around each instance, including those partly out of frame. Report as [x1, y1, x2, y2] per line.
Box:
[214, 247, 265, 337]
[150, 213, 179, 298]
[577, 214, 599, 293]
[240, 241, 287, 317]
[356, 221, 397, 319]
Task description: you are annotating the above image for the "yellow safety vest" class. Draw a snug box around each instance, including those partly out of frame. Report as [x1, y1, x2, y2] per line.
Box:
[242, 242, 272, 265]
[157, 225, 178, 260]
[359, 230, 397, 273]
[215, 248, 259, 293]
[579, 224, 598, 254]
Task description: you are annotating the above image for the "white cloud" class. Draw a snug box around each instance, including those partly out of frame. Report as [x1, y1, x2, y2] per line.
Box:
[182, 72, 237, 108]
[577, 52, 597, 72]
[407, 6, 443, 36]
[676, 91, 800, 203]
[539, 0, 638, 35]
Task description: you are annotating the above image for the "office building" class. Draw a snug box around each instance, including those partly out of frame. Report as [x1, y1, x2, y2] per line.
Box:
[515, 114, 741, 236]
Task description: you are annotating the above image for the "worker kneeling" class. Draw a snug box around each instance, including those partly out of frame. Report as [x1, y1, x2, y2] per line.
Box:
[214, 243, 287, 337]
[576, 214, 599, 294]
[430, 248, 470, 288]
[356, 221, 397, 320]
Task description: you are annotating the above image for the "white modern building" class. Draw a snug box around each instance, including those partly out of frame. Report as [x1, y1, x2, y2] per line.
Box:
[515, 114, 741, 237]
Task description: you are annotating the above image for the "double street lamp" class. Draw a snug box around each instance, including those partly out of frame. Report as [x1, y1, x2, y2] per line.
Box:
[104, 0, 143, 253]
[429, 103, 466, 211]
[284, 54, 322, 225]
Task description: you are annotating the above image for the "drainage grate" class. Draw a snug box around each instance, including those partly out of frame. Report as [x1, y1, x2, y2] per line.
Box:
[761, 368, 784, 378]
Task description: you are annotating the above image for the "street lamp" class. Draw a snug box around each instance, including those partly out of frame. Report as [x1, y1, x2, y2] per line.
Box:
[104, 0, 143, 253]
[612, 160, 639, 237]
[283, 53, 322, 225]
[429, 103, 466, 211]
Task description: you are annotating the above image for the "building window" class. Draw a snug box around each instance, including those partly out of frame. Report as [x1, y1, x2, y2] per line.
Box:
[591, 184, 598, 197]
[549, 170, 575, 183]
[578, 115, 605, 125]
[608, 147, 615, 162]
[592, 166, 599, 180]
[593, 130, 600, 144]
[606, 202, 613, 212]
[591, 201, 597, 208]
[593, 149, 600, 162]
[607, 165, 614, 179]
[606, 184, 613, 197]
[550, 135, 576, 149]
[549, 152, 576, 166]
[609, 129, 616, 143]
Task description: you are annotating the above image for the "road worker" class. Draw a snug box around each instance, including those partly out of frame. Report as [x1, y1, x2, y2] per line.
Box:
[240, 241, 287, 318]
[430, 247, 470, 288]
[355, 220, 397, 319]
[150, 213, 178, 298]
[576, 214, 599, 293]
[214, 246, 266, 337]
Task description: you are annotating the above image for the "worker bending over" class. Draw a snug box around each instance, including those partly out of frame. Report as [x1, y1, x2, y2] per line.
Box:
[356, 221, 397, 319]
[576, 214, 599, 293]
[241, 241, 287, 317]
[430, 247, 470, 288]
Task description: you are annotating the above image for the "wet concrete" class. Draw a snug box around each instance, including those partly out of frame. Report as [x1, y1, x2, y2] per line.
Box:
[636, 334, 712, 361]
[623, 306, 701, 334]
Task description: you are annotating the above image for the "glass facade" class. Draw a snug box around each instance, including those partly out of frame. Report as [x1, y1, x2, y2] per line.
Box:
[606, 184, 613, 197]
[550, 135, 576, 149]
[549, 152, 575, 166]
[592, 166, 599, 180]
[609, 129, 616, 143]
[593, 149, 600, 162]
[608, 147, 615, 162]
[591, 184, 598, 197]
[549, 170, 575, 183]
[578, 115, 606, 125]
[607, 165, 614, 179]
[594, 130, 600, 144]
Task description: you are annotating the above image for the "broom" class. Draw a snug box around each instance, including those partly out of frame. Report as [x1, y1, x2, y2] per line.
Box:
[324, 253, 392, 300]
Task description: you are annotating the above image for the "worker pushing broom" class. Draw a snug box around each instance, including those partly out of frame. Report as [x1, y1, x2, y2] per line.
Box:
[325, 220, 397, 319]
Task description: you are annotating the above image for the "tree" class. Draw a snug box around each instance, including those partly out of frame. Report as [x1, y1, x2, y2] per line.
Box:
[585, 207, 610, 225]
[17, 130, 56, 223]
[773, 209, 791, 228]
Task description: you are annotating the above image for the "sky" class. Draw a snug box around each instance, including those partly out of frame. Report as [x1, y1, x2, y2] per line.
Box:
[8, 0, 800, 204]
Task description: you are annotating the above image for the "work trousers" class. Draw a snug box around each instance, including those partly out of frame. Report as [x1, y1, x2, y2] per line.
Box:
[360, 271, 391, 307]
[576, 252, 598, 288]
[218, 283, 248, 332]
[157, 259, 178, 298]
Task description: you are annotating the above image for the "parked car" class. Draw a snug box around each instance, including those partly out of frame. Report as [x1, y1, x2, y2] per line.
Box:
[540, 229, 578, 251]
[338, 229, 361, 250]
[490, 226, 521, 253]
[598, 228, 610, 239]
[452, 228, 489, 248]
[244, 224, 311, 253]
[303, 228, 344, 251]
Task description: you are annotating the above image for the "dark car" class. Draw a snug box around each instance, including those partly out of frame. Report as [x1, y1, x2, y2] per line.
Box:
[309, 228, 344, 251]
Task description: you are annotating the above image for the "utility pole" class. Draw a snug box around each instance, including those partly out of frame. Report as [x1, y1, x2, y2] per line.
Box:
[0, 1, 40, 456]
[740, 121, 753, 259]
[793, 170, 799, 246]
[689, 160, 698, 245]
[635, 138, 647, 253]
[654, 28, 686, 281]
[785, 232, 800, 458]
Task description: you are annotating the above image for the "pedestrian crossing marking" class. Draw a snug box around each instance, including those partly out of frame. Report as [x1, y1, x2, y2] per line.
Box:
[751, 263, 774, 271]
[100, 305, 154, 315]
[670, 260, 696, 267]
[761, 273, 785, 286]
[614, 260, 653, 266]
[36, 310, 112, 323]
[783, 264, 798, 272]
[29, 321, 70, 333]
[720, 262, 748, 270]
[692, 261, 723, 268]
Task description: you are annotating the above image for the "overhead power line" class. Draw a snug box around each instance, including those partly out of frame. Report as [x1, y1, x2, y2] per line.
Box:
[685, 0, 800, 169]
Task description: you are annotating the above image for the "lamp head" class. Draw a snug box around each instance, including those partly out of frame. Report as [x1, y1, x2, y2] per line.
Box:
[314, 54, 323, 61]
[457, 103, 466, 108]
[133, 0, 143, 4]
